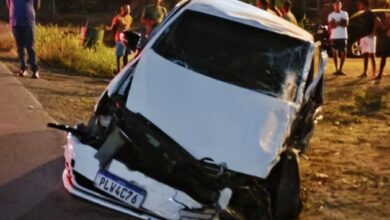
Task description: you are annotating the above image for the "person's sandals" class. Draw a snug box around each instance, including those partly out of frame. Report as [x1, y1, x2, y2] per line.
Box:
[333, 70, 346, 76]
[372, 75, 382, 81]
[337, 70, 346, 75]
[358, 73, 367, 78]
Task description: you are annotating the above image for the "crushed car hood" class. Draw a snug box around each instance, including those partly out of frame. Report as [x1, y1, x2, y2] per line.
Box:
[124, 51, 299, 178]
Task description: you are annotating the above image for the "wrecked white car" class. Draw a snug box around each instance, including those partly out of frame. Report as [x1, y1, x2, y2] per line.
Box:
[49, 0, 326, 219]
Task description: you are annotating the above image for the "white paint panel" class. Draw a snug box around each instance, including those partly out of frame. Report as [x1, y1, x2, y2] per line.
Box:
[126, 52, 298, 178]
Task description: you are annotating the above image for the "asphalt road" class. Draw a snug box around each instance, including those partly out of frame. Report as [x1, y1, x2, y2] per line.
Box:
[0, 63, 130, 220]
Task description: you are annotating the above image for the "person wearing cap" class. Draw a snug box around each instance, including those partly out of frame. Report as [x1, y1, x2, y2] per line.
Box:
[108, 4, 133, 73]
[328, 0, 349, 75]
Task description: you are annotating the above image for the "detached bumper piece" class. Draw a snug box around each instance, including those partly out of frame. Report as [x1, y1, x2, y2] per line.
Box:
[179, 208, 217, 220]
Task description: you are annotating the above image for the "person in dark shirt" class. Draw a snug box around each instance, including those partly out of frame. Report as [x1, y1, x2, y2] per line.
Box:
[375, 13, 390, 80]
[6, 0, 40, 79]
[357, 0, 381, 79]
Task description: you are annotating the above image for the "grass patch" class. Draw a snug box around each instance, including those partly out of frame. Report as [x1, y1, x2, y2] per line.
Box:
[322, 82, 390, 125]
[354, 86, 386, 114]
[0, 22, 116, 78]
[35, 25, 116, 77]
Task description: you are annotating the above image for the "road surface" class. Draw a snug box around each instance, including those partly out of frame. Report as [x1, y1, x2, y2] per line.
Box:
[0, 63, 131, 220]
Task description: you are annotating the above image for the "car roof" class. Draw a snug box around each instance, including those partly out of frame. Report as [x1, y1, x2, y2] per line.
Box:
[350, 9, 390, 19]
[184, 0, 314, 43]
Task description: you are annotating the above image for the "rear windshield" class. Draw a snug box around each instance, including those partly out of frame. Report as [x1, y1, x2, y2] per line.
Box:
[153, 10, 311, 101]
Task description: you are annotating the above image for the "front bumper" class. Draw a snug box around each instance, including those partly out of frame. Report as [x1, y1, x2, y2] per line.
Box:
[62, 133, 218, 220]
[62, 168, 158, 219]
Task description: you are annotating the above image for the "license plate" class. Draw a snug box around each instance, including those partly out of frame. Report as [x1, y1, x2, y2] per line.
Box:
[94, 170, 146, 208]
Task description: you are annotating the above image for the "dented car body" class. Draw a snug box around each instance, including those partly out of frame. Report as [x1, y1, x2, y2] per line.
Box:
[56, 0, 326, 219]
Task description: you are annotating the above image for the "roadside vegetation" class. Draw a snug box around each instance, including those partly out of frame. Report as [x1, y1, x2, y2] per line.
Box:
[0, 23, 14, 52]
[0, 22, 116, 77]
[35, 25, 116, 77]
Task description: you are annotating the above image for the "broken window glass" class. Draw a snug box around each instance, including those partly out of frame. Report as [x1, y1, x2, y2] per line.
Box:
[153, 10, 311, 101]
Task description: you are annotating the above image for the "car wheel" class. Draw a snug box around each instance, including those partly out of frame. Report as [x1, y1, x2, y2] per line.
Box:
[266, 149, 302, 220]
[351, 41, 361, 57]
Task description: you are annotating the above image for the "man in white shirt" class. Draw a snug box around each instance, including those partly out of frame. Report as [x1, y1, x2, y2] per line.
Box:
[328, 0, 349, 75]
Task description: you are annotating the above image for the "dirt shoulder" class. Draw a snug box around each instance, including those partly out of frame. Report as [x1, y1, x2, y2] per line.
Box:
[0, 52, 108, 125]
[300, 59, 390, 220]
[1, 51, 389, 219]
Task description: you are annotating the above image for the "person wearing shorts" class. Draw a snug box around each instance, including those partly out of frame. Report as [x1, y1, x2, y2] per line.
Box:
[357, 0, 381, 78]
[115, 33, 130, 62]
[328, 0, 349, 75]
[109, 5, 133, 73]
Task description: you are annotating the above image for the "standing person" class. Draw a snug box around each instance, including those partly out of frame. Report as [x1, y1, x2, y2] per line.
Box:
[375, 13, 390, 80]
[282, 0, 297, 25]
[6, 0, 40, 79]
[108, 4, 133, 73]
[257, 0, 277, 15]
[328, 0, 349, 76]
[270, 0, 282, 17]
[141, 0, 167, 37]
[357, 0, 381, 79]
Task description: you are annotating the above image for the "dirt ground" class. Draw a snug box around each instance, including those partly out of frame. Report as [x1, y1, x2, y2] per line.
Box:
[299, 59, 390, 220]
[1, 50, 389, 219]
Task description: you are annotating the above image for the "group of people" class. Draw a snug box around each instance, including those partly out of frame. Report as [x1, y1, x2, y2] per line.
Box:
[5, 0, 389, 80]
[257, 0, 298, 25]
[108, 0, 167, 73]
[5, 0, 168, 77]
[111, 0, 298, 73]
[328, 0, 388, 80]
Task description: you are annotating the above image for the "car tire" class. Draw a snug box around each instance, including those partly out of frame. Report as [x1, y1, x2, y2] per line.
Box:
[267, 149, 302, 220]
[350, 40, 362, 57]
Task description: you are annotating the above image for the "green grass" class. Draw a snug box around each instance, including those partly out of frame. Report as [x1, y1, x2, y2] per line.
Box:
[35, 25, 116, 77]
[0, 23, 117, 77]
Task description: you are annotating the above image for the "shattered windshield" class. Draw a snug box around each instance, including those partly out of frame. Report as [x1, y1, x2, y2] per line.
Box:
[153, 10, 311, 101]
